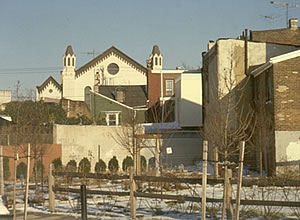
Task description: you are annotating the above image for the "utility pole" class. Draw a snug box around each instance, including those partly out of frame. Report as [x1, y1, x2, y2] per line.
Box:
[270, 1, 300, 27]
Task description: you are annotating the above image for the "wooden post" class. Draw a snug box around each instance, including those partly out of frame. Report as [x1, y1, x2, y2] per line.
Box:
[129, 168, 136, 219]
[0, 145, 4, 195]
[80, 185, 87, 220]
[235, 141, 245, 220]
[48, 163, 55, 213]
[226, 169, 233, 220]
[213, 147, 219, 178]
[202, 141, 208, 220]
[24, 143, 30, 220]
[155, 138, 160, 176]
[136, 147, 141, 176]
[13, 153, 18, 220]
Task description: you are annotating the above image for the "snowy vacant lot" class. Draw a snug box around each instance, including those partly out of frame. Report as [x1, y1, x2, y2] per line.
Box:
[6, 169, 300, 220]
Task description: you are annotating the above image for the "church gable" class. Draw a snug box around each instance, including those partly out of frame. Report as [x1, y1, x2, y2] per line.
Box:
[36, 76, 62, 101]
[75, 46, 147, 79]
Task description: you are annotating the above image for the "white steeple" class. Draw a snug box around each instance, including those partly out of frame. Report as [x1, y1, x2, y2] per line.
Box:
[62, 45, 76, 100]
[149, 45, 163, 70]
[63, 45, 76, 73]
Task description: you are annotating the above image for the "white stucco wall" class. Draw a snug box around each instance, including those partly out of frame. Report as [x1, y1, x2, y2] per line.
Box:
[275, 131, 300, 162]
[0, 90, 11, 105]
[63, 52, 147, 101]
[216, 39, 299, 97]
[175, 73, 202, 127]
[53, 125, 154, 171]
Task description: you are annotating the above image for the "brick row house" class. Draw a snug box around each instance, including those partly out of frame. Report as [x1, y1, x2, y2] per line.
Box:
[202, 18, 300, 175]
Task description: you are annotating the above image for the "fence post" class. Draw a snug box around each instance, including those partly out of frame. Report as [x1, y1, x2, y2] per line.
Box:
[235, 141, 245, 220]
[130, 167, 136, 219]
[80, 184, 87, 220]
[213, 147, 219, 178]
[202, 141, 208, 220]
[0, 145, 4, 195]
[155, 138, 160, 176]
[48, 163, 55, 213]
[24, 143, 30, 220]
[226, 169, 233, 220]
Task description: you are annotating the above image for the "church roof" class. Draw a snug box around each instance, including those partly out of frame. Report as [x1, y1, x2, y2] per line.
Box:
[75, 46, 147, 78]
[36, 76, 62, 93]
[98, 85, 147, 107]
[65, 45, 74, 56]
[151, 45, 161, 55]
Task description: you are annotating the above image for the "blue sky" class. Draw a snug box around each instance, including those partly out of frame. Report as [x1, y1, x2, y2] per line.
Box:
[0, 0, 299, 94]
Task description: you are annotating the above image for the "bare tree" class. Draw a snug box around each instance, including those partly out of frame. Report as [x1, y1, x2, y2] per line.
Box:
[113, 109, 146, 175]
[203, 56, 256, 175]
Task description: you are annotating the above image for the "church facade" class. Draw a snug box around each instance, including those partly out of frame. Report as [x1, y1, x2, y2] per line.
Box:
[36, 45, 148, 103]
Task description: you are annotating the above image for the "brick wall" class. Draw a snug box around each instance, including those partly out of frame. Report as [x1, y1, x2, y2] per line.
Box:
[251, 28, 300, 46]
[273, 56, 300, 131]
[2, 144, 61, 180]
[61, 98, 91, 118]
[147, 69, 180, 108]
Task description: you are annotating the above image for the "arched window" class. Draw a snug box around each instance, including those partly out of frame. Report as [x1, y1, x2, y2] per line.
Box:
[68, 58, 70, 66]
[155, 57, 158, 65]
[84, 86, 92, 108]
[64, 58, 66, 66]
[159, 57, 162, 66]
[72, 58, 74, 66]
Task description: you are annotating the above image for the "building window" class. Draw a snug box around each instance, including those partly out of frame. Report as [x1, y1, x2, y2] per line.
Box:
[165, 79, 174, 96]
[64, 58, 66, 66]
[105, 112, 120, 126]
[68, 58, 70, 66]
[72, 58, 74, 66]
[159, 57, 162, 66]
[107, 63, 119, 75]
[155, 57, 158, 65]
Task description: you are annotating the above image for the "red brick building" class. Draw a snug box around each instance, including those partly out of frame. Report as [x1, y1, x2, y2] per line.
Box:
[146, 45, 184, 122]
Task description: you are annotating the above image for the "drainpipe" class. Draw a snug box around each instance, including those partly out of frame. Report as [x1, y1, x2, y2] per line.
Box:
[244, 29, 248, 75]
[160, 71, 164, 122]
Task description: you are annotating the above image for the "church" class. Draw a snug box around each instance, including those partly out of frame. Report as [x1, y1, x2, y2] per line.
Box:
[36, 45, 152, 103]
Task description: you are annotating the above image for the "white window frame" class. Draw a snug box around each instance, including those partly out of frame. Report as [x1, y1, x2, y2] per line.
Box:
[104, 111, 120, 126]
[165, 79, 174, 96]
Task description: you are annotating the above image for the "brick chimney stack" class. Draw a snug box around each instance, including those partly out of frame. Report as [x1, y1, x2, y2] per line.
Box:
[289, 18, 298, 30]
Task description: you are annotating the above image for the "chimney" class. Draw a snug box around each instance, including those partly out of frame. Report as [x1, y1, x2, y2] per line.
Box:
[115, 88, 125, 103]
[289, 18, 298, 30]
[208, 40, 215, 50]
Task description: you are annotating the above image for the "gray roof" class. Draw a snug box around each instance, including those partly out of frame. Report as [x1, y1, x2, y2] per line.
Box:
[98, 85, 147, 107]
[65, 45, 74, 56]
[152, 45, 161, 55]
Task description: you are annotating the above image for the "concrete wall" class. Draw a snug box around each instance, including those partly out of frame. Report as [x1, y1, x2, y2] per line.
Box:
[53, 125, 154, 171]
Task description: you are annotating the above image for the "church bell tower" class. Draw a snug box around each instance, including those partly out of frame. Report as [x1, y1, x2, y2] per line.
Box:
[61, 45, 76, 100]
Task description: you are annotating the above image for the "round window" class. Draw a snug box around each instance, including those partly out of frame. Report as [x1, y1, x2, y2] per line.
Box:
[49, 89, 53, 93]
[107, 63, 119, 75]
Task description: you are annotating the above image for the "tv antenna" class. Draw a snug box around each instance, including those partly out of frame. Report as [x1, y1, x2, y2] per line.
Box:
[80, 49, 97, 58]
[260, 15, 280, 28]
[270, 1, 300, 27]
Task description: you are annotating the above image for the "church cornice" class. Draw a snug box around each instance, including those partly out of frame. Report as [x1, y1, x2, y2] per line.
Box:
[75, 46, 147, 78]
[36, 76, 62, 93]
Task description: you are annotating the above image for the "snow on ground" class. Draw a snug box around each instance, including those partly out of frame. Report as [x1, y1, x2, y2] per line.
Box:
[4, 168, 300, 219]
